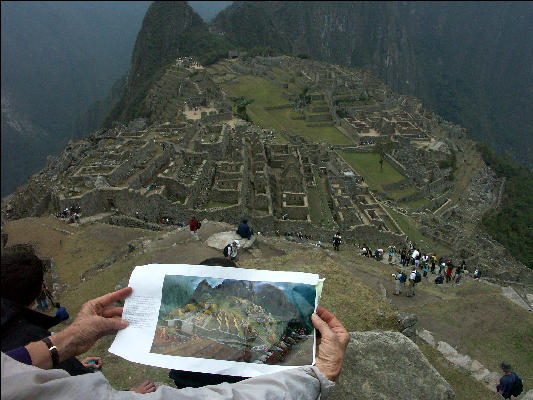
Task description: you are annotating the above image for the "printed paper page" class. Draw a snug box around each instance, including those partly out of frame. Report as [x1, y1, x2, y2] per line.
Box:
[109, 264, 321, 377]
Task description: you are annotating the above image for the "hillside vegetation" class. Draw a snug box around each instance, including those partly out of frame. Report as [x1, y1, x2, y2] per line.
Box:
[3, 217, 531, 397]
[106, 1, 232, 125]
[478, 143, 533, 268]
[1, 1, 151, 197]
[213, 2, 533, 170]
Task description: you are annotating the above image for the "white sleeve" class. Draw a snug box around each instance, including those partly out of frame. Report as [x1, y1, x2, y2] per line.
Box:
[2, 353, 334, 400]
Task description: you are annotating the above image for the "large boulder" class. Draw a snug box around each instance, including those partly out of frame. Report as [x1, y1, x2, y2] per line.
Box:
[330, 331, 455, 400]
[205, 231, 256, 250]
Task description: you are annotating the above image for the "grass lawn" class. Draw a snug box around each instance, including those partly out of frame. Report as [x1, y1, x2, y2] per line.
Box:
[408, 281, 533, 394]
[338, 152, 405, 190]
[418, 342, 501, 400]
[307, 171, 336, 229]
[221, 75, 288, 107]
[401, 197, 430, 210]
[383, 205, 451, 254]
[271, 66, 293, 82]
[268, 109, 350, 144]
[338, 151, 425, 201]
[222, 75, 351, 145]
[386, 186, 420, 201]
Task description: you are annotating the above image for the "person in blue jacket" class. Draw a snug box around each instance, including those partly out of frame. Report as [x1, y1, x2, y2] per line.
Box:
[236, 219, 253, 240]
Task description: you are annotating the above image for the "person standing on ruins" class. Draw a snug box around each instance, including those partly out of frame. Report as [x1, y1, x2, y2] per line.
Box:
[412, 248, 420, 267]
[388, 246, 395, 264]
[445, 261, 453, 283]
[407, 267, 417, 297]
[189, 216, 199, 240]
[393, 268, 404, 295]
[332, 232, 342, 251]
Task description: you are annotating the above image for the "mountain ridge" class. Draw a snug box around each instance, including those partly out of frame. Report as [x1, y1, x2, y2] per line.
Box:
[105, 1, 232, 125]
[212, 1, 533, 169]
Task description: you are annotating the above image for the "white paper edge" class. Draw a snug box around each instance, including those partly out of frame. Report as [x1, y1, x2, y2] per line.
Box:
[109, 264, 321, 377]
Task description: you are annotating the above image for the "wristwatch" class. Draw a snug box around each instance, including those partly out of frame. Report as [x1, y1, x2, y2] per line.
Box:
[41, 336, 60, 367]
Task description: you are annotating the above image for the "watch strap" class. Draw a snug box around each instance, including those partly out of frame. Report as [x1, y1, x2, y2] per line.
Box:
[41, 336, 59, 367]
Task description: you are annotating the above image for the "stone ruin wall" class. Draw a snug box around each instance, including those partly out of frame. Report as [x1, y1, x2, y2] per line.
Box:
[19, 57, 456, 253]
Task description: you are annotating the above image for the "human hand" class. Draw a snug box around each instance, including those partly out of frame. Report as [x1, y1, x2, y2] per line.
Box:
[52, 287, 132, 360]
[311, 306, 350, 382]
[81, 356, 102, 369]
[131, 380, 156, 394]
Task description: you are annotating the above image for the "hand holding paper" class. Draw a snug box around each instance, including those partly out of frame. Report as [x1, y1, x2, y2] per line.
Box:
[312, 306, 350, 381]
[109, 264, 324, 377]
[67, 287, 131, 356]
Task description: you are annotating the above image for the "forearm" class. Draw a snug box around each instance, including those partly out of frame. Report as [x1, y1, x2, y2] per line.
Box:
[157, 366, 334, 400]
[23, 328, 78, 369]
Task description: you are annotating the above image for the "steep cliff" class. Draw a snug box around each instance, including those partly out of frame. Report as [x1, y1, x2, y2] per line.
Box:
[0, 1, 151, 197]
[212, 1, 533, 168]
[106, 1, 231, 124]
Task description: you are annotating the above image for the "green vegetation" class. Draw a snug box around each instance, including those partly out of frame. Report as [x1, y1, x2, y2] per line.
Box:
[418, 343, 501, 400]
[438, 149, 457, 171]
[477, 143, 533, 268]
[383, 205, 450, 255]
[380, 212, 401, 234]
[221, 74, 350, 145]
[243, 46, 282, 58]
[373, 140, 394, 170]
[338, 152, 416, 201]
[307, 171, 336, 228]
[407, 280, 533, 393]
[232, 96, 254, 121]
[336, 109, 348, 118]
[339, 152, 404, 189]
[334, 96, 356, 105]
[338, 151, 425, 202]
[222, 75, 287, 106]
[400, 197, 430, 210]
[161, 276, 195, 311]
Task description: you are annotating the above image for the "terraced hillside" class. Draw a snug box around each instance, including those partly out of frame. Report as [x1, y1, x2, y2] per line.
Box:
[3, 55, 531, 282]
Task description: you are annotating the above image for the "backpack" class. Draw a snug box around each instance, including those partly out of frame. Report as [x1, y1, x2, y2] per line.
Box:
[511, 373, 523, 397]
[399, 273, 407, 283]
[223, 244, 231, 257]
[414, 271, 422, 283]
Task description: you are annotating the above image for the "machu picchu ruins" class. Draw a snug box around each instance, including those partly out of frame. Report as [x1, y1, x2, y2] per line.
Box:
[3, 55, 530, 281]
[3, 3, 533, 399]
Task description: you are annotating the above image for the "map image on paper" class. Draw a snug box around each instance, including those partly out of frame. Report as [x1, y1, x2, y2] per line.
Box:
[150, 275, 316, 366]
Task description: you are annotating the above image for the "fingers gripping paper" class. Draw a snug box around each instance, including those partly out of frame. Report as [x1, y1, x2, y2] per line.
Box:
[109, 264, 323, 377]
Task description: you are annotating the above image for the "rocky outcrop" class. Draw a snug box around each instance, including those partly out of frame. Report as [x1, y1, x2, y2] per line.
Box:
[397, 312, 417, 343]
[330, 331, 455, 400]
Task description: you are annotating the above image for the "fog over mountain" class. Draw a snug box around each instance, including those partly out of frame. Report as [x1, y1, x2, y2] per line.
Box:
[189, 1, 233, 22]
[3, 1, 531, 199]
[1, 1, 235, 198]
[1, 1, 151, 197]
[212, 1, 533, 169]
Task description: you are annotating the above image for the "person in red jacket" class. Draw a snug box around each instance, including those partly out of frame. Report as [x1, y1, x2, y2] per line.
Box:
[189, 216, 199, 240]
